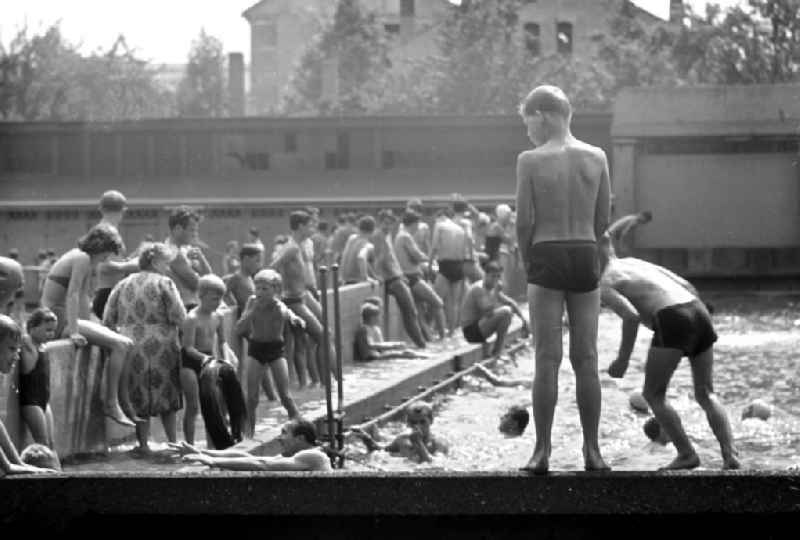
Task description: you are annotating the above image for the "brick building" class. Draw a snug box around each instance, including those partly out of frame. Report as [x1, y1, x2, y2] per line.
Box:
[243, 0, 680, 113]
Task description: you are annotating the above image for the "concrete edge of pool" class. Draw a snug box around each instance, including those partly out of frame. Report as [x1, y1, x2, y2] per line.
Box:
[2, 470, 800, 518]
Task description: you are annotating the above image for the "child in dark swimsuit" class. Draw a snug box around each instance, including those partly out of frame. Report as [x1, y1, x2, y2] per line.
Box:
[236, 269, 304, 437]
[19, 308, 58, 448]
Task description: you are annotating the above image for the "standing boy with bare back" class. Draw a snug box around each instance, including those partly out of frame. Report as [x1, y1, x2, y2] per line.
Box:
[515, 85, 611, 474]
[271, 210, 337, 388]
[180, 275, 227, 445]
[236, 269, 303, 437]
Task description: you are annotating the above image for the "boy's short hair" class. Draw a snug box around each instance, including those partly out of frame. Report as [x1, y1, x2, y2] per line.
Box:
[406, 402, 434, 422]
[643, 417, 662, 442]
[289, 211, 311, 231]
[99, 190, 127, 212]
[317, 220, 329, 233]
[402, 210, 421, 227]
[640, 211, 653, 222]
[249, 227, 260, 237]
[377, 209, 396, 223]
[506, 405, 529, 433]
[358, 216, 376, 234]
[0, 314, 22, 343]
[168, 206, 202, 231]
[239, 243, 264, 259]
[254, 268, 283, 286]
[289, 418, 318, 445]
[484, 261, 503, 274]
[452, 198, 469, 214]
[519, 85, 572, 119]
[364, 296, 383, 308]
[26, 307, 57, 333]
[198, 274, 226, 296]
[361, 302, 381, 322]
[20, 443, 61, 471]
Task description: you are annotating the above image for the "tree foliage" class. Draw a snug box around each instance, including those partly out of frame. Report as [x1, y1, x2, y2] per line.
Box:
[282, 0, 391, 115]
[176, 30, 227, 117]
[280, 0, 800, 116]
[0, 24, 174, 121]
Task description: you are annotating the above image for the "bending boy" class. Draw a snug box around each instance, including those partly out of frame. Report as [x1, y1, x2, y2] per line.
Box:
[599, 233, 740, 470]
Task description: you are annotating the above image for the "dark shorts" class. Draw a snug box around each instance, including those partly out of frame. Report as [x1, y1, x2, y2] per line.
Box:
[651, 300, 717, 357]
[283, 296, 304, 307]
[438, 259, 464, 284]
[181, 348, 207, 376]
[526, 240, 600, 293]
[19, 353, 50, 410]
[249, 339, 285, 365]
[92, 287, 113, 319]
[462, 320, 485, 344]
[405, 274, 421, 288]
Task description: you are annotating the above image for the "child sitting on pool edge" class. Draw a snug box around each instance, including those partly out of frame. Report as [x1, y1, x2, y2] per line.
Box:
[353, 301, 430, 362]
[349, 401, 448, 463]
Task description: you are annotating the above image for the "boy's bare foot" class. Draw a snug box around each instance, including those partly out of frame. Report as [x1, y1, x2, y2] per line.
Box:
[722, 453, 741, 470]
[583, 445, 611, 471]
[659, 453, 701, 471]
[521, 451, 549, 475]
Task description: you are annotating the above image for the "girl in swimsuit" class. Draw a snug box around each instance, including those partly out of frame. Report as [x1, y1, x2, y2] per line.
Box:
[40, 223, 136, 428]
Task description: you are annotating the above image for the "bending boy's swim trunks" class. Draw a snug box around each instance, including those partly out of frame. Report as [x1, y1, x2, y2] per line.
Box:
[651, 300, 717, 357]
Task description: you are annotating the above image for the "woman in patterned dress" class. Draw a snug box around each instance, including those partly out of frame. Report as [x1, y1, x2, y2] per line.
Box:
[103, 243, 187, 454]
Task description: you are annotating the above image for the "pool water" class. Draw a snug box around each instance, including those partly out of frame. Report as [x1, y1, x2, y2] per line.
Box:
[346, 295, 800, 472]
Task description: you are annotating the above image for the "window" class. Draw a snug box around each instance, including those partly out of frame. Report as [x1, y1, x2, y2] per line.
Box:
[284, 132, 297, 153]
[400, 0, 415, 17]
[336, 132, 350, 169]
[255, 21, 277, 48]
[384, 23, 401, 34]
[556, 22, 573, 54]
[325, 152, 337, 170]
[523, 22, 540, 56]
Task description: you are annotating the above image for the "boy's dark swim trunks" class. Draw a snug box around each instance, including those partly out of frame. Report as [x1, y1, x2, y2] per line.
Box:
[651, 300, 717, 357]
[526, 240, 600, 293]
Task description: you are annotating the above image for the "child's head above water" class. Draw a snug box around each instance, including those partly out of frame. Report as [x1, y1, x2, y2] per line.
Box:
[643, 416, 670, 445]
[405, 402, 434, 435]
[20, 443, 61, 471]
[498, 405, 529, 437]
[26, 307, 58, 344]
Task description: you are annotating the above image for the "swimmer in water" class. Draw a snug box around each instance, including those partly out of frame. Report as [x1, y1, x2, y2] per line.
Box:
[350, 402, 448, 463]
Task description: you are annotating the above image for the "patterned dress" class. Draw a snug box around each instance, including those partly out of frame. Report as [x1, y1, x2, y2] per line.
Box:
[103, 271, 187, 417]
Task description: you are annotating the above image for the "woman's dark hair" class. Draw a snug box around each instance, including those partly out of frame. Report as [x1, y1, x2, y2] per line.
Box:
[289, 211, 311, 231]
[77, 223, 123, 256]
[0, 314, 21, 343]
[138, 242, 169, 271]
[402, 210, 421, 227]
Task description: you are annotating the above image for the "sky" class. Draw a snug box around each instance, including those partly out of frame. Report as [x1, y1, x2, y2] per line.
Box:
[0, 0, 748, 65]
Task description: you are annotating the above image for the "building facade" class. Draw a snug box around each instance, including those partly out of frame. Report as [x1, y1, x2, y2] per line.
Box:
[243, 0, 674, 114]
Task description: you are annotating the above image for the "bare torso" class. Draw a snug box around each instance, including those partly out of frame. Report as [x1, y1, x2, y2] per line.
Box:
[517, 139, 610, 246]
[431, 219, 467, 260]
[40, 249, 90, 313]
[272, 237, 307, 299]
[187, 310, 221, 355]
[601, 257, 697, 329]
[249, 299, 290, 342]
